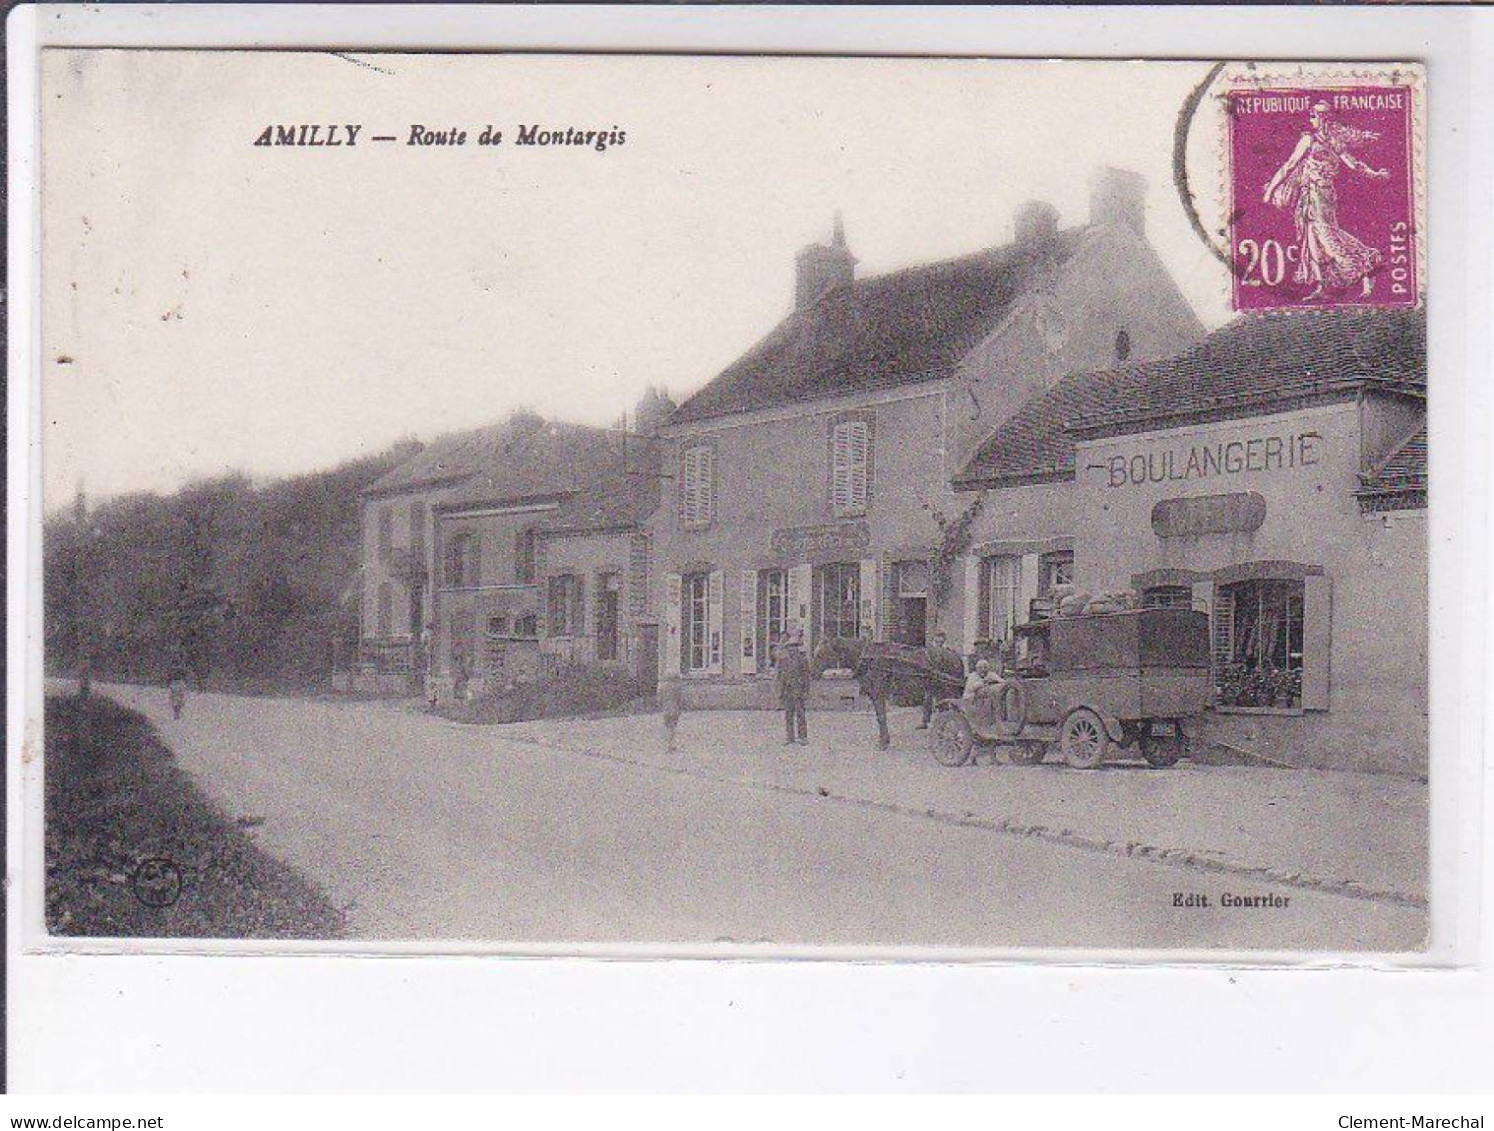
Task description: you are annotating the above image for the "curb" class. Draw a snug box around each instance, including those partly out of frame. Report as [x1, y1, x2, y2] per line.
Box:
[498, 728, 1426, 912]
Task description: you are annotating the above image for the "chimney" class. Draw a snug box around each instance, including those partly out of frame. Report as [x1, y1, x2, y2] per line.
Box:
[1014, 200, 1059, 247]
[794, 213, 856, 311]
[1090, 166, 1147, 235]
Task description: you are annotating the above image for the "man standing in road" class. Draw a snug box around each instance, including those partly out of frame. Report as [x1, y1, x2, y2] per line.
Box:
[918, 629, 965, 730]
[776, 628, 810, 746]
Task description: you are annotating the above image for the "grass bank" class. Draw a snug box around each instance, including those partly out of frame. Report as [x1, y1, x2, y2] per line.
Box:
[45, 693, 347, 939]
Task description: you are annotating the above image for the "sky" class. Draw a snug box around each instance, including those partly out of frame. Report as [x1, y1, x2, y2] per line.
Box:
[40, 52, 1236, 509]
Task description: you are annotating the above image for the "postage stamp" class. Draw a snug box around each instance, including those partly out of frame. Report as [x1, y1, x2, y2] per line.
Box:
[1225, 82, 1419, 311]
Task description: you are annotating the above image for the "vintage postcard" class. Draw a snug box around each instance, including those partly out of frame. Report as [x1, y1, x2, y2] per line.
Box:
[32, 51, 1430, 955]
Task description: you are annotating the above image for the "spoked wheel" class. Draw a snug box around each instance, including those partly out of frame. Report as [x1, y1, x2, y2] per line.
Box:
[1060, 709, 1110, 770]
[930, 710, 975, 767]
[1006, 741, 1047, 766]
[1141, 721, 1185, 768]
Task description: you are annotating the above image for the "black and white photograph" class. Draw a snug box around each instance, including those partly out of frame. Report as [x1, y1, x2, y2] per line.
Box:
[31, 50, 1433, 955]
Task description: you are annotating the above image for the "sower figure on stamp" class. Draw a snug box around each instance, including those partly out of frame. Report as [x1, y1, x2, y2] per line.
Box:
[776, 628, 810, 746]
[853, 627, 892, 751]
[1263, 101, 1390, 301]
[918, 630, 964, 730]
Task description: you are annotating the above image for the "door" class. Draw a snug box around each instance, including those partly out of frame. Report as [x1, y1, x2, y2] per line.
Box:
[596, 573, 620, 661]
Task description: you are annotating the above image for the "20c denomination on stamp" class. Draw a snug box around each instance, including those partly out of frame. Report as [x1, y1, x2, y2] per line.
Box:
[1226, 82, 1419, 312]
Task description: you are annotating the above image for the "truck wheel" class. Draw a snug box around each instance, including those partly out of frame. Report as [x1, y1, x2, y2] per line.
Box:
[930, 711, 975, 767]
[1141, 722, 1185, 768]
[994, 680, 1027, 737]
[1061, 709, 1109, 770]
[1007, 741, 1047, 766]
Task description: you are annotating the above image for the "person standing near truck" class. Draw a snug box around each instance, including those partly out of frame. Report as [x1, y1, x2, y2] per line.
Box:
[776, 628, 810, 746]
[918, 630, 965, 729]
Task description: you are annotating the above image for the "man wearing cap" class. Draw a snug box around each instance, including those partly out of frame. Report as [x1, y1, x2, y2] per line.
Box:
[775, 628, 810, 746]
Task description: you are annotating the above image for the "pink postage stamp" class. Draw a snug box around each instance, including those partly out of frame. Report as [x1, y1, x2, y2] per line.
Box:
[1226, 83, 1418, 311]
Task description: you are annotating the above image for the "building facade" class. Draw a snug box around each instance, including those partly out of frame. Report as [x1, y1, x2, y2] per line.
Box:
[650, 168, 1203, 705]
[955, 308, 1427, 775]
[358, 412, 661, 696]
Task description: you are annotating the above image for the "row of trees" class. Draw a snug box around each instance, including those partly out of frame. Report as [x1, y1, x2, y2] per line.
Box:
[45, 443, 418, 695]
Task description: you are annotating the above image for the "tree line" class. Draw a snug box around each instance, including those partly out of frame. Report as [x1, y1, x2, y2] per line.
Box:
[45, 442, 419, 695]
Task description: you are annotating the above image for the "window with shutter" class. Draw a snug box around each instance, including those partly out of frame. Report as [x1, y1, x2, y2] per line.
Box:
[831, 421, 869, 516]
[681, 445, 714, 527]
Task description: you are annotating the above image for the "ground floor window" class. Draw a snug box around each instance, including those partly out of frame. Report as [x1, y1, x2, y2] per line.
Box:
[815, 562, 861, 643]
[757, 569, 788, 667]
[1039, 551, 1073, 595]
[1216, 578, 1305, 708]
[548, 574, 583, 637]
[682, 571, 711, 673]
[981, 555, 1021, 649]
[376, 581, 393, 637]
[1143, 585, 1193, 609]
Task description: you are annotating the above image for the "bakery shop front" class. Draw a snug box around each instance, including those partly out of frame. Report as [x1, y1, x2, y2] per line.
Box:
[956, 308, 1427, 775]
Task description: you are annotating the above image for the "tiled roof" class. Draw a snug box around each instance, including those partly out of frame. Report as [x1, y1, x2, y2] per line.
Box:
[367, 416, 609, 496]
[1359, 425, 1427, 495]
[430, 424, 660, 532]
[670, 230, 1087, 425]
[956, 307, 1427, 487]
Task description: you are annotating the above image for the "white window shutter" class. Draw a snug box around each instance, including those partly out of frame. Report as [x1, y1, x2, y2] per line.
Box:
[663, 572, 682, 676]
[962, 555, 982, 658]
[700, 447, 714, 525]
[1301, 574, 1333, 710]
[707, 570, 725, 674]
[859, 558, 879, 641]
[831, 425, 850, 514]
[849, 423, 869, 513]
[1018, 554, 1040, 627]
[739, 569, 758, 676]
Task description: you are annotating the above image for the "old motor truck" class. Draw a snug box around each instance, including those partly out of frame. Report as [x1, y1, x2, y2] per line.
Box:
[929, 606, 1214, 769]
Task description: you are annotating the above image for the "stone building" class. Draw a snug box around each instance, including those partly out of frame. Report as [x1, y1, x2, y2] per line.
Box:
[955, 307, 1427, 775]
[357, 409, 661, 696]
[649, 168, 1203, 704]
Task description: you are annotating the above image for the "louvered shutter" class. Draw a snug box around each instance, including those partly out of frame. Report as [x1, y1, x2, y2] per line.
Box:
[831, 424, 851, 514]
[740, 569, 758, 676]
[848, 422, 869, 513]
[571, 575, 585, 639]
[663, 572, 682, 675]
[1210, 585, 1235, 687]
[469, 533, 482, 588]
[707, 570, 724, 674]
[859, 558, 879, 641]
[962, 556, 982, 657]
[1301, 575, 1332, 710]
[680, 448, 696, 525]
[699, 447, 714, 525]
